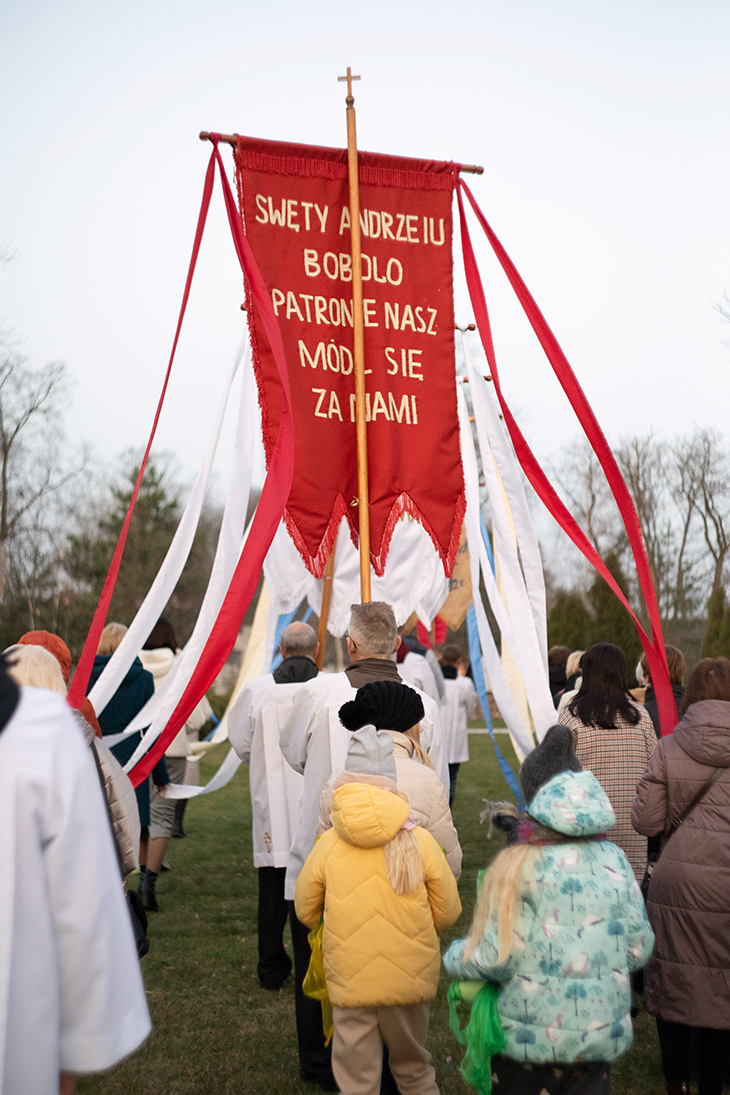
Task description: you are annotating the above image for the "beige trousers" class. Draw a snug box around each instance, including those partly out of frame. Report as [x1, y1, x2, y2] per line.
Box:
[331, 1001, 440, 1095]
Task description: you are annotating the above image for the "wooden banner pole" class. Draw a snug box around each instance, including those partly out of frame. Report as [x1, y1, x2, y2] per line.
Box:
[338, 67, 371, 603]
[316, 542, 337, 669]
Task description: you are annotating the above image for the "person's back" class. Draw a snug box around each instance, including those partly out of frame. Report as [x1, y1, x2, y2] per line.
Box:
[0, 679, 150, 1093]
[281, 603, 447, 902]
[557, 643, 656, 881]
[440, 645, 478, 805]
[318, 682, 462, 879]
[299, 780, 459, 1007]
[296, 725, 461, 1095]
[444, 726, 653, 1094]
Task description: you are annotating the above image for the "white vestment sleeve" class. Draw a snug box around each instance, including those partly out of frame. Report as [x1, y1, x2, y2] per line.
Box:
[0, 690, 150, 1092]
[228, 684, 257, 763]
[417, 691, 449, 791]
[279, 683, 319, 775]
[49, 709, 151, 1072]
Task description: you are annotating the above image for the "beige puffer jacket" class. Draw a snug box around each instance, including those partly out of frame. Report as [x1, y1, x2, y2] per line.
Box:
[318, 730, 462, 879]
[93, 739, 141, 877]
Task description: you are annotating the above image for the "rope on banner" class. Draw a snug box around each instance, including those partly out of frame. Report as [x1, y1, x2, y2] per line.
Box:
[456, 179, 677, 737]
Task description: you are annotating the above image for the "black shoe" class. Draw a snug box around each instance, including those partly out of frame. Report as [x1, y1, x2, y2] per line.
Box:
[172, 799, 187, 837]
[140, 869, 159, 912]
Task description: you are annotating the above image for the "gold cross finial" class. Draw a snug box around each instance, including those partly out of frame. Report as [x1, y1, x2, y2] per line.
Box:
[338, 67, 361, 105]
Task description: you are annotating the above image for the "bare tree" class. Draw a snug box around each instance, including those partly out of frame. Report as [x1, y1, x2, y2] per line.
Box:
[713, 288, 730, 350]
[615, 433, 680, 622]
[547, 427, 728, 657]
[547, 439, 628, 602]
[673, 427, 730, 598]
[0, 339, 82, 600]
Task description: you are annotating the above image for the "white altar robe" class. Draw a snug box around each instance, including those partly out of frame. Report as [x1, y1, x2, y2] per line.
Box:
[441, 675, 479, 764]
[0, 688, 150, 1095]
[228, 675, 305, 868]
[398, 651, 443, 707]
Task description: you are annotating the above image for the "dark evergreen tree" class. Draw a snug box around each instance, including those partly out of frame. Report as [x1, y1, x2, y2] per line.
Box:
[587, 551, 641, 677]
[718, 601, 730, 658]
[702, 586, 726, 657]
[547, 589, 591, 651]
[64, 453, 219, 656]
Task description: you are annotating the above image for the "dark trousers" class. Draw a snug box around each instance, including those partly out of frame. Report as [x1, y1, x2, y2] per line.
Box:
[656, 1017, 730, 1095]
[257, 867, 292, 990]
[448, 763, 460, 808]
[290, 905, 335, 1087]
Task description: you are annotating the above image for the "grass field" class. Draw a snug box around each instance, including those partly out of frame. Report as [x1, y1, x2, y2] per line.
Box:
[78, 734, 663, 1095]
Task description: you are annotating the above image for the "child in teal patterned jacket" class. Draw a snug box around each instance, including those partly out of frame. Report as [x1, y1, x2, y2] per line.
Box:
[444, 725, 653, 1095]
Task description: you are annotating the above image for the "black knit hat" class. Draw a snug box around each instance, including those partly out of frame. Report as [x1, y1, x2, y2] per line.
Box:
[338, 680, 425, 735]
[519, 724, 582, 806]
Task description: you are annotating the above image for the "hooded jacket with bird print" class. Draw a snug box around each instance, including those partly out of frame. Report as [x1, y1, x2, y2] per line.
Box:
[443, 770, 653, 1064]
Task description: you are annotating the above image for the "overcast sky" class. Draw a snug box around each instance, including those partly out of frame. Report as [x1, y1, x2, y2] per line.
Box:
[2, 0, 729, 505]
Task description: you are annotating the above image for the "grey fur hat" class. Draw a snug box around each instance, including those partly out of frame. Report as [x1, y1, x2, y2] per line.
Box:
[519, 724, 582, 806]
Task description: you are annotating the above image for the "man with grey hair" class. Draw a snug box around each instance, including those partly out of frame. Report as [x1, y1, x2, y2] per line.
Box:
[229, 620, 319, 1003]
[272, 621, 320, 684]
[279, 601, 446, 1090]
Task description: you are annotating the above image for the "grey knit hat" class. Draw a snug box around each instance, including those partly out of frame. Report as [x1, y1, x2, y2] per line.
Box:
[519, 724, 582, 805]
[344, 724, 397, 781]
[338, 680, 425, 734]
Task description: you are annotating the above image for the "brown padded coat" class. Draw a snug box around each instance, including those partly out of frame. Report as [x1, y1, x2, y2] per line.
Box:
[631, 699, 730, 1029]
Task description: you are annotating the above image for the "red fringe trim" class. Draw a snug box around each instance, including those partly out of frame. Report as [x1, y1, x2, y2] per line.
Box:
[371, 489, 467, 579]
[234, 139, 457, 192]
[279, 490, 466, 582]
[283, 494, 353, 579]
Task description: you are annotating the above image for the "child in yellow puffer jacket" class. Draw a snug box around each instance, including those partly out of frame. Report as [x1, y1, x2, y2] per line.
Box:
[295, 720, 462, 1095]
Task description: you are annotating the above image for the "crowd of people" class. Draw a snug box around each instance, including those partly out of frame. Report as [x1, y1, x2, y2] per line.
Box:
[1, 604, 729, 1095]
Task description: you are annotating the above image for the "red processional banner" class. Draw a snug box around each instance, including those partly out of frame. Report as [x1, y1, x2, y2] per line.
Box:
[235, 135, 465, 578]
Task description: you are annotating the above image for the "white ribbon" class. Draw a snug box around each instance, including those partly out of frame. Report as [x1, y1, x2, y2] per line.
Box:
[208, 580, 273, 747]
[462, 336, 556, 737]
[123, 341, 258, 772]
[160, 747, 242, 799]
[458, 382, 535, 758]
[90, 334, 249, 720]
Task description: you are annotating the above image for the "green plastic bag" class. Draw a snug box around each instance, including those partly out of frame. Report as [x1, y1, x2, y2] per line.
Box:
[448, 979, 504, 1095]
[302, 921, 334, 1047]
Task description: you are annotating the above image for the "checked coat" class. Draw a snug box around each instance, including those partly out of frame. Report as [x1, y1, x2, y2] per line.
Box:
[559, 703, 656, 881]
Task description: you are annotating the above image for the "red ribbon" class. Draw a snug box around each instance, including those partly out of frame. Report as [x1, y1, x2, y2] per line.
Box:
[127, 141, 295, 787]
[456, 178, 677, 736]
[68, 154, 218, 709]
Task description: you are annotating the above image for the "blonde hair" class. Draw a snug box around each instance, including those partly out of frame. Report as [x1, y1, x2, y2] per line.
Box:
[401, 722, 436, 770]
[464, 843, 540, 965]
[97, 622, 127, 657]
[384, 828, 425, 895]
[566, 650, 584, 679]
[5, 645, 67, 696]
